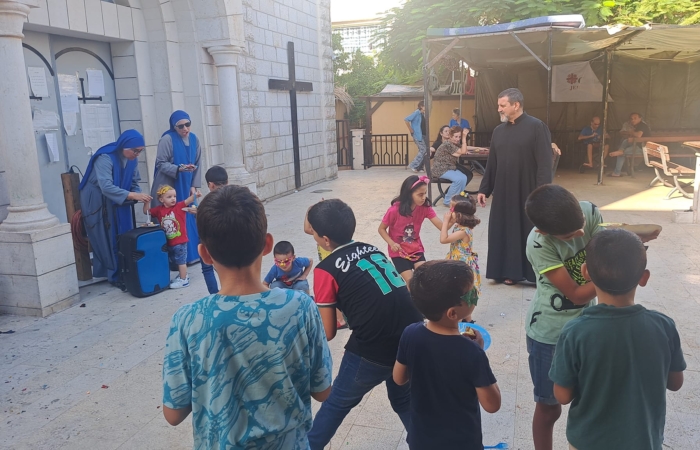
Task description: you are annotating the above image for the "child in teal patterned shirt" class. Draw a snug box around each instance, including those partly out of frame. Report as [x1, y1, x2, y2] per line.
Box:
[162, 185, 333, 449]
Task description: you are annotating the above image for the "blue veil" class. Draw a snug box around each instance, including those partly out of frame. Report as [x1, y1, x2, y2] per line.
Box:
[80, 129, 144, 281]
[158, 111, 200, 262]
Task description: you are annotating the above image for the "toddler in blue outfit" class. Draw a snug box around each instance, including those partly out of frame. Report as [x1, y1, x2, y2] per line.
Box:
[264, 241, 313, 293]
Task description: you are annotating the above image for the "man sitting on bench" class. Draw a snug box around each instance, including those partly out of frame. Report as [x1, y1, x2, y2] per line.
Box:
[609, 112, 651, 177]
[579, 116, 609, 169]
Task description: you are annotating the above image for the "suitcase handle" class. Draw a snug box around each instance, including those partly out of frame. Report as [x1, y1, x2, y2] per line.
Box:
[122, 200, 138, 228]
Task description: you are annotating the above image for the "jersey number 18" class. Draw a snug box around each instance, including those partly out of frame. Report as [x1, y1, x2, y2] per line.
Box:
[357, 254, 406, 294]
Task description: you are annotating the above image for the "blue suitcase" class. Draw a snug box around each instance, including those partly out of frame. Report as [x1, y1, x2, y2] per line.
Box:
[116, 203, 170, 297]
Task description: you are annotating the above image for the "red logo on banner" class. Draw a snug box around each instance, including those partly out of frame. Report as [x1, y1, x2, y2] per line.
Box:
[566, 73, 582, 90]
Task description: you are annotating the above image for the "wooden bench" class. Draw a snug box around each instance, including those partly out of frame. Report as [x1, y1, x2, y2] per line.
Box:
[643, 142, 696, 199]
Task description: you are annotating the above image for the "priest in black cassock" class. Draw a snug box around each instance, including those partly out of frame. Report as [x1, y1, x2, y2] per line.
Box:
[477, 88, 553, 285]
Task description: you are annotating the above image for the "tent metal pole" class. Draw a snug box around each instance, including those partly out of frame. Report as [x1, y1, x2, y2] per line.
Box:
[598, 50, 612, 185]
[547, 30, 553, 127]
[459, 65, 463, 125]
[423, 40, 433, 200]
[473, 72, 478, 144]
[510, 32, 550, 71]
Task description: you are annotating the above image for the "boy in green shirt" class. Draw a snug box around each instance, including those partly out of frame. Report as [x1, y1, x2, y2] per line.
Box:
[523, 184, 659, 450]
[550, 229, 685, 450]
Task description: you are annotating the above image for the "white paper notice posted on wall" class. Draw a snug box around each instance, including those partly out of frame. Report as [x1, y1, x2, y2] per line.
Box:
[80, 103, 115, 150]
[63, 112, 78, 136]
[86, 69, 105, 97]
[45, 132, 60, 162]
[27, 67, 49, 98]
[32, 109, 59, 130]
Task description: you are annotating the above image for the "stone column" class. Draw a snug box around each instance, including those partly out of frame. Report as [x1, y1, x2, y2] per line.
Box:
[0, 0, 79, 316]
[206, 44, 256, 192]
[0, 0, 59, 232]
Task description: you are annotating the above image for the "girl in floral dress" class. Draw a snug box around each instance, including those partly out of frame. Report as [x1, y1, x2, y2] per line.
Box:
[439, 192, 482, 323]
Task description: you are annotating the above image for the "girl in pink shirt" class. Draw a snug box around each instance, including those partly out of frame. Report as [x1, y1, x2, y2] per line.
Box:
[379, 175, 443, 287]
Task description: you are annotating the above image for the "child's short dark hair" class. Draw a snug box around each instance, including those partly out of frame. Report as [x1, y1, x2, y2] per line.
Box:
[525, 184, 584, 236]
[391, 175, 431, 217]
[196, 185, 267, 268]
[205, 165, 228, 186]
[307, 199, 356, 247]
[273, 241, 294, 256]
[451, 193, 480, 229]
[586, 229, 647, 295]
[410, 260, 474, 321]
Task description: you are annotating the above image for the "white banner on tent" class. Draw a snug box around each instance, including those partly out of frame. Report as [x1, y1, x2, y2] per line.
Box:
[551, 61, 612, 102]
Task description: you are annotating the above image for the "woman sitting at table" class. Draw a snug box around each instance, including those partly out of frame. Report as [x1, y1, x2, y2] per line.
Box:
[430, 125, 450, 159]
[432, 125, 484, 206]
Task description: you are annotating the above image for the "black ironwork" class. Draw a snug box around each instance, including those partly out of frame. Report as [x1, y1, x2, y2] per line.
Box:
[78, 77, 102, 103]
[363, 134, 409, 168]
[268, 41, 313, 189]
[22, 44, 55, 76]
[55, 47, 115, 79]
[336, 120, 353, 168]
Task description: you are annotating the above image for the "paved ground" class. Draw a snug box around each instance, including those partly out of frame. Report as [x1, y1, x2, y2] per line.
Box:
[1, 166, 699, 450]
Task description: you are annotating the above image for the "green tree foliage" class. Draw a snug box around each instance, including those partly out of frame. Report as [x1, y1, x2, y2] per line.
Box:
[609, 0, 700, 25]
[336, 50, 387, 126]
[332, 33, 349, 75]
[377, 0, 700, 72]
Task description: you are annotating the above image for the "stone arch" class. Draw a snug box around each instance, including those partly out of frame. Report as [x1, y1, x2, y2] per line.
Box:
[138, 0, 244, 182]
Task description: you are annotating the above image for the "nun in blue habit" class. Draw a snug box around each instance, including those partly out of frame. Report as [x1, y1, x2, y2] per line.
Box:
[79, 130, 152, 282]
[148, 110, 202, 265]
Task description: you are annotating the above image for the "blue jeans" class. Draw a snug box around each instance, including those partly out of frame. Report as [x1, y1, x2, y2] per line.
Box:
[201, 262, 218, 294]
[527, 336, 559, 405]
[308, 351, 411, 449]
[440, 169, 468, 205]
[168, 243, 188, 265]
[613, 140, 642, 175]
[408, 137, 428, 170]
[270, 279, 310, 292]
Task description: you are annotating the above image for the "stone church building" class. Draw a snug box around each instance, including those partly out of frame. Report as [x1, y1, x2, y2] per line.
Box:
[0, 0, 337, 316]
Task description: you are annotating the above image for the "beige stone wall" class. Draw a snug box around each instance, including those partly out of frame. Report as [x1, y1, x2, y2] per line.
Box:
[369, 97, 476, 161]
[336, 100, 348, 121]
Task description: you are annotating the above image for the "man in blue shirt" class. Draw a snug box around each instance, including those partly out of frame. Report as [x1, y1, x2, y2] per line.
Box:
[449, 108, 472, 136]
[578, 116, 609, 168]
[405, 101, 427, 172]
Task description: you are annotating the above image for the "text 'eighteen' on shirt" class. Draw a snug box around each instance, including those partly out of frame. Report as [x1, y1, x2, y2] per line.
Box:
[313, 241, 423, 366]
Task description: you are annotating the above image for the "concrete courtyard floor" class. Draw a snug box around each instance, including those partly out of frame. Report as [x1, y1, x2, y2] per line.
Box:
[1, 166, 700, 450]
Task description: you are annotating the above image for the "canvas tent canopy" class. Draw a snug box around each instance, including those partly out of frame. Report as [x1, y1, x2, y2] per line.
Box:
[423, 21, 700, 173]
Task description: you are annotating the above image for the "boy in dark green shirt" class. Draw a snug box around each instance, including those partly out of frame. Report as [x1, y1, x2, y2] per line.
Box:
[550, 229, 686, 450]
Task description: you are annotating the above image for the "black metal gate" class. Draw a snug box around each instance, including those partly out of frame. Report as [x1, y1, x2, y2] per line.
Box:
[336, 120, 353, 169]
[363, 134, 409, 168]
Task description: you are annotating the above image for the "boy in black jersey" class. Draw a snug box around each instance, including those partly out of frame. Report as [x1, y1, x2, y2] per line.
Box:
[306, 199, 423, 450]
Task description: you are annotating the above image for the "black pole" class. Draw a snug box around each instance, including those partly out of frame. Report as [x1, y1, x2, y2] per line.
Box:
[598, 50, 612, 185]
[422, 41, 433, 201]
[546, 31, 553, 128]
[288, 42, 302, 189]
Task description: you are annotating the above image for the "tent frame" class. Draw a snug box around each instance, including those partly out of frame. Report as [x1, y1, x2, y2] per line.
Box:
[421, 25, 681, 188]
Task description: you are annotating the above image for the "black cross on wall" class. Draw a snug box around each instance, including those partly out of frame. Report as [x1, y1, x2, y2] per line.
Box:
[268, 41, 313, 190]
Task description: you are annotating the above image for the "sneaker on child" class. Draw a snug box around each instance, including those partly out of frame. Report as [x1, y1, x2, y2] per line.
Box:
[170, 276, 189, 289]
